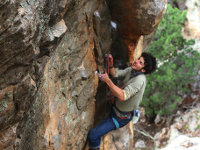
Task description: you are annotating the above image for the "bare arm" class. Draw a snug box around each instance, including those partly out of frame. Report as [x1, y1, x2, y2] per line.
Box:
[98, 73, 124, 101]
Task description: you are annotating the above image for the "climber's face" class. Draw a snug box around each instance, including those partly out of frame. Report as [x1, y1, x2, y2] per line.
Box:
[131, 56, 146, 73]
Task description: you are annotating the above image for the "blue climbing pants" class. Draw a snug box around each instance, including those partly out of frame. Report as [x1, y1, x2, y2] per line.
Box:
[87, 108, 133, 149]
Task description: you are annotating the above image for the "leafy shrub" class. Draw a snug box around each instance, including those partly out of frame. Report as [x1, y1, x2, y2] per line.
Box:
[142, 4, 200, 120]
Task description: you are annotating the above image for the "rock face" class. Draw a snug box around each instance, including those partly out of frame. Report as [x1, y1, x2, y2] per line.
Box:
[108, 0, 167, 63]
[0, 0, 165, 149]
[155, 103, 200, 150]
[100, 122, 134, 150]
[108, 0, 167, 39]
[0, 0, 111, 149]
[168, 0, 187, 11]
[183, 0, 200, 53]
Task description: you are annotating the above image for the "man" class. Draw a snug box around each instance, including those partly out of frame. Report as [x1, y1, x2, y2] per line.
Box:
[87, 52, 157, 150]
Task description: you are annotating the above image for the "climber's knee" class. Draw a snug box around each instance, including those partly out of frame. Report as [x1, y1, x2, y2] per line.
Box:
[87, 129, 96, 141]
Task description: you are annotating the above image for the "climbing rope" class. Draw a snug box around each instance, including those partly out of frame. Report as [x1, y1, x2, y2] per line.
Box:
[103, 54, 110, 150]
[104, 54, 110, 117]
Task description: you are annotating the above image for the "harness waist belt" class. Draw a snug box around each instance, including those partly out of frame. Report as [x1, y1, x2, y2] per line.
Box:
[113, 105, 133, 115]
[113, 106, 133, 119]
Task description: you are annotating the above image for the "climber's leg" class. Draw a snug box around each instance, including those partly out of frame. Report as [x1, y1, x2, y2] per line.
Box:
[87, 116, 116, 149]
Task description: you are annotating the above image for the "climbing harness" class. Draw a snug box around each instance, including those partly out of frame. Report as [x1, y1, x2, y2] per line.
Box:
[104, 54, 110, 117]
[112, 117, 120, 129]
[132, 109, 140, 124]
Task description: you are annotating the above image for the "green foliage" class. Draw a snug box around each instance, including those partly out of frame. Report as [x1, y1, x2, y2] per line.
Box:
[172, 0, 186, 3]
[142, 4, 200, 119]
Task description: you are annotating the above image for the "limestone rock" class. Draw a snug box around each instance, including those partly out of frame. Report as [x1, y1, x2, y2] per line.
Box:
[155, 103, 200, 149]
[135, 139, 146, 149]
[183, 0, 200, 53]
[0, 0, 111, 149]
[0, 0, 165, 149]
[100, 122, 134, 150]
[108, 0, 168, 39]
[168, 0, 187, 11]
[108, 0, 167, 64]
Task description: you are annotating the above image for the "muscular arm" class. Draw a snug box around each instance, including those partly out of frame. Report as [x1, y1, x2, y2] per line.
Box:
[98, 73, 124, 101]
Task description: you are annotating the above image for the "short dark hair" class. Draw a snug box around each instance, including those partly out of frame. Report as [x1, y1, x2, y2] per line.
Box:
[141, 52, 157, 74]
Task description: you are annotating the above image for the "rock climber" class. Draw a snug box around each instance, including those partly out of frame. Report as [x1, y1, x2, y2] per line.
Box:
[87, 47, 157, 150]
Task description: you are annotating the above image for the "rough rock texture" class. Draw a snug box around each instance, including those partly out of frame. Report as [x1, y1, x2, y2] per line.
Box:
[0, 0, 166, 149]
[0, 0, 111, 149]
[108, 0, 167, 38]
[182, 0, 200, 105]
[168, 0, 187, 11]
[183, 0, 200, 53]
[155, 103, 200, 150]
[100, 122, 134, 150]
[108, 0, 167, 63]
